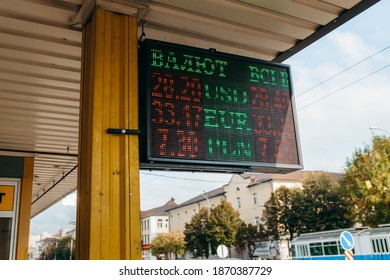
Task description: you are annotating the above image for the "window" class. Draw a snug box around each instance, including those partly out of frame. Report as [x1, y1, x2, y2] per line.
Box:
[157, 219, 163, 228]
[236, 197, 241, 209]
[323, 241, 339, 255]
[177, 213, 180, 222]
[291, 245, 296, 257]
[295, 244, 309, 257]
[252, 193, 258, 205]
[372, 237, 389, 253]
[309, 242, 324, 256]
[254, 216, 260, 228]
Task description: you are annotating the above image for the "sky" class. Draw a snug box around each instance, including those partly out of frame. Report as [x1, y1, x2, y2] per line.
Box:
[30, 1, 390, 234]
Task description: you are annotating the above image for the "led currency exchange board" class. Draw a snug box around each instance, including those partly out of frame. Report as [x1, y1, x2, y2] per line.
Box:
[139, 40, 302, 173]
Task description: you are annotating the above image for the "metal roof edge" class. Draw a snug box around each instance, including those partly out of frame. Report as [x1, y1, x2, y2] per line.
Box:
[273, 0, 380, 63]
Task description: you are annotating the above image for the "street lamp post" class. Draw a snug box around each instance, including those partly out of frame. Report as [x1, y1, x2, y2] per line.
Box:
[199, 191, 212, 258]
[200, 191, 211, 214]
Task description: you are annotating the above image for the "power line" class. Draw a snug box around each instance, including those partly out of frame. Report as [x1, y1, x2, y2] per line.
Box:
[140, 171, 232, 184]
[296, 45, 390, 98]
[298, 64, 390, 111]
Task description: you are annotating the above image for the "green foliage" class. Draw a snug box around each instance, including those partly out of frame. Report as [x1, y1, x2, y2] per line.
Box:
[262, 172, 352, 240]
[40, 236, 74, 260]
[207, 200, 242, 255]
[234, 222, 267, 259]
[55, 236, 75, 260]
[184, 207, 210, 258]
[300, 172, 352, 233]
[341, 135, 390, 227]
[150, 232, 185, 260]
[262, 186, 302, 240]
[184, 200, 242, 259]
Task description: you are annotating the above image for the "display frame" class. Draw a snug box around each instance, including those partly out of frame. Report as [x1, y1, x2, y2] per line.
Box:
[139, 39, 303, 173]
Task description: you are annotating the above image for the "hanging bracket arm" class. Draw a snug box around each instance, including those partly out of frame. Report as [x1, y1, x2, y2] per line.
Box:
[107, 128, 144, 135]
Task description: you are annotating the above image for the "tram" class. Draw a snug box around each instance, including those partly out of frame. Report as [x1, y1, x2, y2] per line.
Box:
[291, 224, 390, 260]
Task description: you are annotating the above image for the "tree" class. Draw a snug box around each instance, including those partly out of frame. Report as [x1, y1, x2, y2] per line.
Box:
[234, 222, 267, 259]
[39, 236, 75, 260]
[207, 200, 242, 256]
[262, 186, 302, 240]
[340, 135, 390, 227]
[184, 200, 242, 259]
[55, 236, 75, 260]
[299, 172, 352, 233]
[261, 172, 352, 240]
[150, 232, 185, 260]
[184, 207, 210, 259]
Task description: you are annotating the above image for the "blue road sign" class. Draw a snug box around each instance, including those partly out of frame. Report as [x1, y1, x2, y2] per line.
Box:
[340, 231, 355, 251]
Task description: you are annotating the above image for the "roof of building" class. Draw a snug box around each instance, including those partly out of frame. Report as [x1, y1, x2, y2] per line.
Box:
[166, 187, 226, 211]
[141, 199, 178, 218]
[146, 171, 343, 215]
[242, 170, 343, 187]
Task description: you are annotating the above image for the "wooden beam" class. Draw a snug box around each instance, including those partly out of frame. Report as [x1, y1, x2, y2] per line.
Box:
[77, 8, 141, 260]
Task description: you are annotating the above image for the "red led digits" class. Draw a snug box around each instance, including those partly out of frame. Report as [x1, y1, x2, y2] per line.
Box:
[249, 86, 299, 163]
[250, 86, 270, 110]
[177, 130, 199, 158]
[151, 72, 204, 159]
[181, 76, 202, 102]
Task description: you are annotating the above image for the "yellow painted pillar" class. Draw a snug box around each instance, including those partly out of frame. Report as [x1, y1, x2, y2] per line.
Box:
[77, 8, 141, 260]
[16, 157, 34, 260]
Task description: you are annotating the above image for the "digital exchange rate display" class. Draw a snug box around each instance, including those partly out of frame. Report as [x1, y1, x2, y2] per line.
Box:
[139, 40, 302, 173]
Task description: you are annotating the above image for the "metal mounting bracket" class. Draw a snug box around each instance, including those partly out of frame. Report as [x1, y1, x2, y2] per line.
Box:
[107, 128, 144, 135]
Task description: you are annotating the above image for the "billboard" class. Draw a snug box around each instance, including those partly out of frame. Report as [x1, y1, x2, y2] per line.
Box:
[139, 40, 302, 173]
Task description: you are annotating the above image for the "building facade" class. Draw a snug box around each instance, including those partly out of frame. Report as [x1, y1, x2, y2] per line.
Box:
[140, 199, 177, 260]
[167, 187, 226, 233]
[224, 172, 305, 227]
[168, 172, 307, 234]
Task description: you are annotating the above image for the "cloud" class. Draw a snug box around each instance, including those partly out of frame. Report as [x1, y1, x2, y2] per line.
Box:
[140, 171, 231, 210]
[61, 192, 77, 206]
[328, 31, 374, 62]
[30, 201, 76, 234]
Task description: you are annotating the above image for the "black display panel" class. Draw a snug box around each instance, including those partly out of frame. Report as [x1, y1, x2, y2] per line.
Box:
[139, 40, 302, 173]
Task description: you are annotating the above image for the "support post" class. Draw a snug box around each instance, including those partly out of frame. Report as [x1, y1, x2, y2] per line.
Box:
[77, 8, 141, 259]
[16, 157, 34, 259]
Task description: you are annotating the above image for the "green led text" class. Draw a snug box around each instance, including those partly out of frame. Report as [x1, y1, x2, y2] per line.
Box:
[204, 109, 251, 131]
[207, 138, 252, 158]
[204, 84, 248, 104]
[249, 65, 289, 87]
[151, 49, 228, 78]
